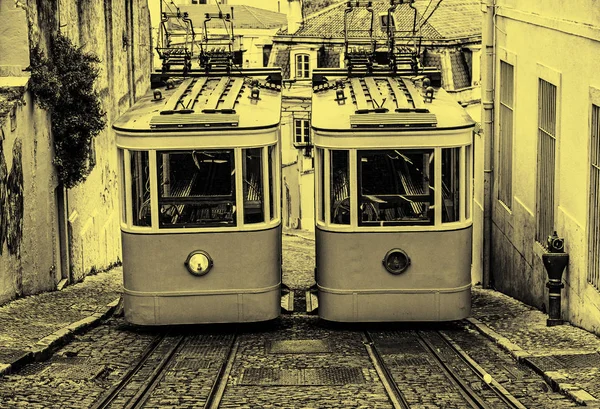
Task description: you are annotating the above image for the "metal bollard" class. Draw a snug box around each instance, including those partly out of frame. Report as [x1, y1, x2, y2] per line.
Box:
[542, 231, 569, 326]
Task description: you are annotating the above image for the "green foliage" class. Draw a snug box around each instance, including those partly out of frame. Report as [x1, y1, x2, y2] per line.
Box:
[0, 87, 26, 127]
[29, 34, 106, 188]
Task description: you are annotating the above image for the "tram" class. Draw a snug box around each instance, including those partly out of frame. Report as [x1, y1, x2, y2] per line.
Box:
[312, 68, 474, 322]
[113, 6, 283, 325]
[311, 1, 475, 322]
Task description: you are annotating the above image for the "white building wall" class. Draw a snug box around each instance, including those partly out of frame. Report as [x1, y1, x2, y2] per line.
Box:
[281, 84, 313, 230]
[492, 0, 600, 332]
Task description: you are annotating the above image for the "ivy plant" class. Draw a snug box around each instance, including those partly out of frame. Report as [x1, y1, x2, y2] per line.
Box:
[29, 33, 106, 188]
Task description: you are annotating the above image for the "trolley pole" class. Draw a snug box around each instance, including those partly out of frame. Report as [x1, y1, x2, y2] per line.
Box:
[481, 0, 495, 289]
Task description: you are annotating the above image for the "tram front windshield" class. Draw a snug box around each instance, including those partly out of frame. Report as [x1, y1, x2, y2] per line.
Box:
[323, 147, 468, 227]
[157, 148, 269, 228]
[358, 150, 434, 226]
[158, 150, 236, 227]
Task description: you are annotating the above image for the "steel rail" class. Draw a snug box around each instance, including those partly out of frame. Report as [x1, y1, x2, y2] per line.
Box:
[436, 331, 527, 409]
[90, 334, 166, 409]
[204, 334, 240, 409]
[363, 332, 412, 409]
[124, 336, 186, 409]
[417, 331, 492, 409]
[90, 334, 185, 409]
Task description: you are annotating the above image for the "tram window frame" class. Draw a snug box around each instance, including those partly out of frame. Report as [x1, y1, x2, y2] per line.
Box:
[317, 148, 325, 223]
[130, 150, 151, 227]
[330, 150, 350, 225]
[466, 145, 472, 220]
[119, 149, 127, 226]
[357, 149, 435, 227]
[156, 149, 237, 228]
[441, 147, 461, 223]
[268, 145, 276, 221]
[243, 147, 265, 224]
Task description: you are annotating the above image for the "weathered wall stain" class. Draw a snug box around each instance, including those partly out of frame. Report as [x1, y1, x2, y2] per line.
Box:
[0, 137, 7, 255]
[6, 140, 23, 258]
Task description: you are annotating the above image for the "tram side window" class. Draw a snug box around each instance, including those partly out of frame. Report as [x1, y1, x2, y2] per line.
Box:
[131, 151, 151, 227]
[268, 145, 276, 220]
[317, 149, 325, 222]
[358, 149, 434, 226]
[243, 148, 264, 224]
[465, 145, 472, 220]
[119, 149, 126, 224]
[330, 150, 350, 225]
[157, 150, 236, 228]
[442, 147, 460, 223]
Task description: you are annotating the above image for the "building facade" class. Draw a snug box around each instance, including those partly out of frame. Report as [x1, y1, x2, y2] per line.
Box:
[0, 0, 151, 304]
[488, 0, 600, 332]
[270, 0, 483, 283]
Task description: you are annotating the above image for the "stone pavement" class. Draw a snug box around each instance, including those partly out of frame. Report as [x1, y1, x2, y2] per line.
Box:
[0, 267, 122, 377]
[1, 233, 600, 407]
[284, 228, 600, 407]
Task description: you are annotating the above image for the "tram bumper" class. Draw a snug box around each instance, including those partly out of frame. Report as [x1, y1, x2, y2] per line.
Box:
[123, 284, 281, 325]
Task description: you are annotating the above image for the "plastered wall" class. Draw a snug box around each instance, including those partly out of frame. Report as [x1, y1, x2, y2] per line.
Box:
[491, 0, 600, 333]
[0, 0, 151, 303]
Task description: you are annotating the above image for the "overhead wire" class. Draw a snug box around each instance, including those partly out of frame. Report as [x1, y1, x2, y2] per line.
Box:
[419, 0, 443, 30]
[418, 0, 434, 27]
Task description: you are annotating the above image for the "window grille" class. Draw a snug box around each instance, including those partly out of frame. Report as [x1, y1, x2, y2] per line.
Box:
[588, 104, 600, 288]
[294, 119, 310, 145]
[296, 54, 310, 79]
[498, 61, 514, 208]
[536, 79, 557, 244]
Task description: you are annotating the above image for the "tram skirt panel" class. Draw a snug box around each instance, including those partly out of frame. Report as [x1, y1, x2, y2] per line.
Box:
[121, 226, 281, 325]
[315, 226, 472, 322]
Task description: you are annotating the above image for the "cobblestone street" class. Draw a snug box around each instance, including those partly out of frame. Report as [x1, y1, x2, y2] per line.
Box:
[1, 0, 600, 407]
[0, 232, 597, 408]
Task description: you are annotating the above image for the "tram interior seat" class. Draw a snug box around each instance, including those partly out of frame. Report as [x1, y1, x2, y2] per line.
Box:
[161, 173, 235, 226]
[165, 173, 198, 224]
[243, 173, 263, 223]
[359, 155, 431, 224]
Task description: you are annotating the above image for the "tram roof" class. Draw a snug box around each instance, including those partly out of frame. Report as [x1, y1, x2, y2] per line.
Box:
[311, 69, 475, 132]
[112, 70, 282, 133]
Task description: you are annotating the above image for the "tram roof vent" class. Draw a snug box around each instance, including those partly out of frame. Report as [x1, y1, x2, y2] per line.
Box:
[349, 112, 437, 128]
[150, 113, 239, 129]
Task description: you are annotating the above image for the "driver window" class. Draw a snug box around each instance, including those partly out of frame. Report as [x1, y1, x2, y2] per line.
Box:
[131, 150, 150, 227]
[330, 150, 350, 225]
[157, 150, 236, 228]
[243, 148, 264, 224]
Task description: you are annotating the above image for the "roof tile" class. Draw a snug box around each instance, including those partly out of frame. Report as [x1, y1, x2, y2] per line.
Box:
[283, 0, 480, 41]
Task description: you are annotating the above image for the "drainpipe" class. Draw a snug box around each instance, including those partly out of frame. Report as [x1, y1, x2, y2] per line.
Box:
[482, 0, 495, 288]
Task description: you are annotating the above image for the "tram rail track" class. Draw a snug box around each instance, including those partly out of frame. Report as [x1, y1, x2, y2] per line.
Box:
[91, 333, 186, 409]
[363, 331, 412, 409]
[417, 330, 527, 409]
[91, 332, 240, 409]
[366, 329, 528, 409]
[203, 334, 239, 409]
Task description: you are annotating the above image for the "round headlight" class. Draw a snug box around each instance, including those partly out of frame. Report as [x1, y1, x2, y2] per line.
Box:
[185, 250, 213, 276]
[382, 248, 411, 275]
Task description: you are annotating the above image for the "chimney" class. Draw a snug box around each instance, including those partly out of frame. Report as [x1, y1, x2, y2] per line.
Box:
[287, 0, 303, 35]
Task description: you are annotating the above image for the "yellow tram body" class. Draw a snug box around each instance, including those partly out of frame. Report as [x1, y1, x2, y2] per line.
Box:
[113, 70, 282, 325]
[312, 69, 475, 322]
